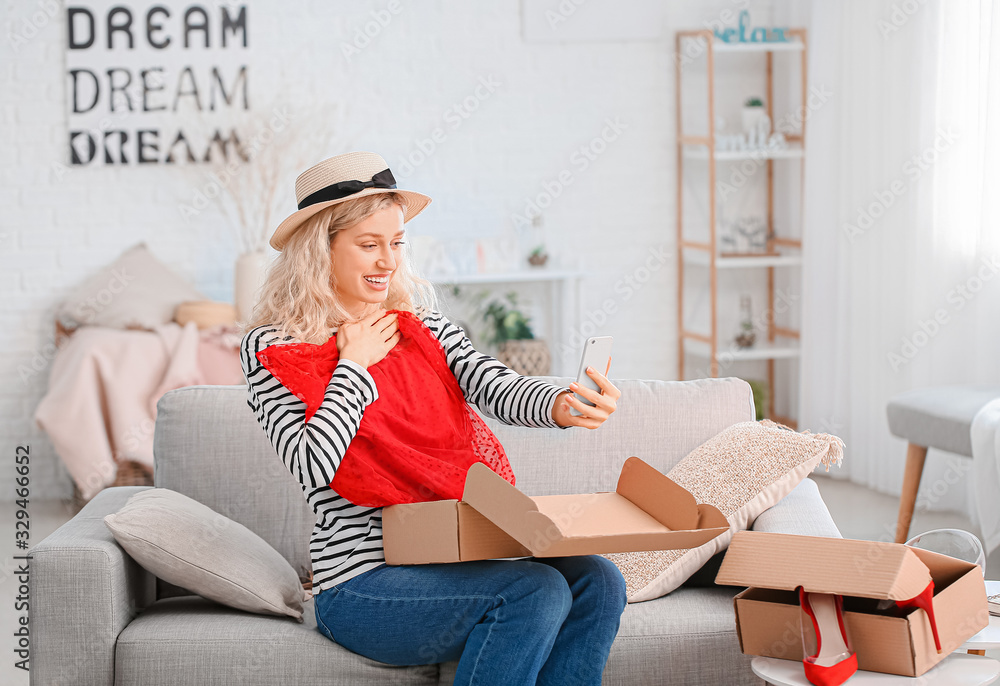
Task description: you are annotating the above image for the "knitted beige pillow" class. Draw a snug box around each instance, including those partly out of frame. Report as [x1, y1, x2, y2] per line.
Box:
[602, 420, 844, 603]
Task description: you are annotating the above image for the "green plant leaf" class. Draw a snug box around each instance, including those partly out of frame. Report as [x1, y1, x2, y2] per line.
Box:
[477, 291, 535, 344]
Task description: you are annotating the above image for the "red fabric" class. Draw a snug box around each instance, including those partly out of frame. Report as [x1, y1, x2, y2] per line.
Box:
[255, 309, 514, 506]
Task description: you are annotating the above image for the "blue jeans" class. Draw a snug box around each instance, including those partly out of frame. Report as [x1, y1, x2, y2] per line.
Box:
[313, 555, 627, 685]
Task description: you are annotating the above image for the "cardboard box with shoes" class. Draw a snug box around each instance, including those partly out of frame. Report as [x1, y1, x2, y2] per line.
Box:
[716, 530, 990, 677]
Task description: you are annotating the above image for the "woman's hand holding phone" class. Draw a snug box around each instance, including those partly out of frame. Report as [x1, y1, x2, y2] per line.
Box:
[551, 355, 620, 430]
[337, 310, 400, 368]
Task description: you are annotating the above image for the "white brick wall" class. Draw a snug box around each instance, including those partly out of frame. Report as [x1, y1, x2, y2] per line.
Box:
[2, 0, 792, 501]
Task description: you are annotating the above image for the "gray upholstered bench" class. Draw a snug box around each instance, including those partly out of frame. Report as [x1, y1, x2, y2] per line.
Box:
[887, 384, 1000, 543]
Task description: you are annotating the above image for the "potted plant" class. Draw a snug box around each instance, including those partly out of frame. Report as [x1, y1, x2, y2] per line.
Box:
[734, 294, 757, 348]
[746, 379, 769, 421]
[478, 291, 551, 375]
[742, 96, 766, 135]
[528, 245, 549, 267]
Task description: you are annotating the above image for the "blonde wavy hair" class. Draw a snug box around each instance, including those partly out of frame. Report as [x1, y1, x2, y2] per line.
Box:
[243, 192, 438, 344]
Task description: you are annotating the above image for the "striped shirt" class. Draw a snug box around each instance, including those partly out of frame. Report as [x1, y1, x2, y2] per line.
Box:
[239, 305, 571, 594]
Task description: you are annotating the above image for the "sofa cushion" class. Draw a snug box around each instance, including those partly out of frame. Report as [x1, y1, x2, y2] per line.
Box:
[115, 596, 439, 686]
[603, 420, 844, 602]
[104, 488, 306, 621]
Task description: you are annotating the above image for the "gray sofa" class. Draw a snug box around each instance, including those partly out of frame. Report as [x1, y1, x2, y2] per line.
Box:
[30, 376, 841, 685]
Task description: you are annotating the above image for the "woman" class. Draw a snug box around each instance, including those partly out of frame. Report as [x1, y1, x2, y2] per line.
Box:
[240, 151, 626, 685]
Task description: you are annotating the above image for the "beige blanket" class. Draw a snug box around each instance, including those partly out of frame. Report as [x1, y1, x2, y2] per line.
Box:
[34, 322, 245, 501]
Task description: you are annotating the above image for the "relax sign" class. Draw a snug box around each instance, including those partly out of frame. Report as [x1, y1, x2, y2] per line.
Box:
[65, 2, 250, 166]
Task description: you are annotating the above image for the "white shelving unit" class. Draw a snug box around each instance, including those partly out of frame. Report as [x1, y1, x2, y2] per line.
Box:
[681, 251, 803, 269]
[683, 338, 801, 362]
[712, 40, 805, 54]
[681, 142, 804, 161]
[675, 29, 808, 427]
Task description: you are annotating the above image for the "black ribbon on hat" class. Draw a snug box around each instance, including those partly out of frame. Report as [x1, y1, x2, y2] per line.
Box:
[297, 168, 398, 210]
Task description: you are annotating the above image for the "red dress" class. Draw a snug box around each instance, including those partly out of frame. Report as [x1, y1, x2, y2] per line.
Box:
[255, 310, 514, 507]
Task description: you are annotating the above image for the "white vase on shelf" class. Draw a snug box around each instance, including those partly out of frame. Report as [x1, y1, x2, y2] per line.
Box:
[234, 250, 271, 323]
[742, 105, 766, 136]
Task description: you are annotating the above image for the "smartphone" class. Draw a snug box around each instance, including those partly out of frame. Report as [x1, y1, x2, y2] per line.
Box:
[570, 336, 613, 416]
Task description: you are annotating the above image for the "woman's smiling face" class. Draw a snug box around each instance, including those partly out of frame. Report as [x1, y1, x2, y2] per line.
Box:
[330, 202, 406, 318]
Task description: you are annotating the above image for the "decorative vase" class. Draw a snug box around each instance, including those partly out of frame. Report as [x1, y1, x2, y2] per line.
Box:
[741, 105, 766, 136]
[497, 339, 551, 375]
[234, 250, 271, 323]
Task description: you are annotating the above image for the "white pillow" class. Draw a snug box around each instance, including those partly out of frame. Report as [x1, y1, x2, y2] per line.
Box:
[602, 420, 844, 603]
[104, 488, 307, 622]
[57, 242, 204, 330]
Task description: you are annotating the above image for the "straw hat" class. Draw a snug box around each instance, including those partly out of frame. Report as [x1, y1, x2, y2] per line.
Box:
[269, 151, 432, 251]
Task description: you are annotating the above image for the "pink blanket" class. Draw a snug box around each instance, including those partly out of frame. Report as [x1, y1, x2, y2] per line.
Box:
[33, 322, 245, 501]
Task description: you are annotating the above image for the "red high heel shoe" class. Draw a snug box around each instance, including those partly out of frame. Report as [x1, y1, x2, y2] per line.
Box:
[798, 586, 858, 686]
[895, 580, 942, 654]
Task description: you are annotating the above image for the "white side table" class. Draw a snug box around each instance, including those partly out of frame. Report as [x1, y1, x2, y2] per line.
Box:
[751, 654, 1000, 685]
[428, 270, 584, 376]
[961, 580, 1000, 655]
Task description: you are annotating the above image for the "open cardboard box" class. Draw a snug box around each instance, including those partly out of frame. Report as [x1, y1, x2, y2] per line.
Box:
[715, 531, 990, 677]
[382, 456, 729, 565]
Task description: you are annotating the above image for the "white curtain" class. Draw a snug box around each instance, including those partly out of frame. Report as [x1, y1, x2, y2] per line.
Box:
[800, 0, 1000, 523]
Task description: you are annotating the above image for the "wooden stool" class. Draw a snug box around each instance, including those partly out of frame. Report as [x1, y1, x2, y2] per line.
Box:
[887, 385, 1000, 543]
